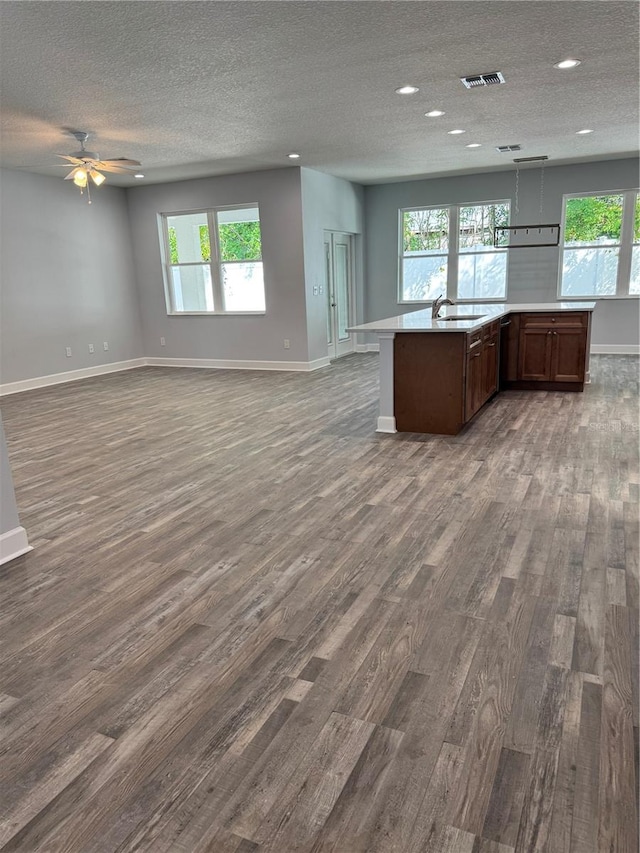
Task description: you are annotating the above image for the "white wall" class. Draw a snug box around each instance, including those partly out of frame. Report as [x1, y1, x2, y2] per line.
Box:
[0, 412, 30, 564]
[0, 169, 143, 384]
[300, 168, 365, 362]
[363, 158, 640, 349]
[126, 168, 312, 364]
[0, 415, 19, 534]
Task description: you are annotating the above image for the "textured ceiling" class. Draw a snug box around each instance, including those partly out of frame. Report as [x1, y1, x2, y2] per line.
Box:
[0, 1, 638, 186]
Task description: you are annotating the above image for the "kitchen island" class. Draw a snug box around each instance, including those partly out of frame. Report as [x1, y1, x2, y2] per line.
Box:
[349, 302, 596, 435]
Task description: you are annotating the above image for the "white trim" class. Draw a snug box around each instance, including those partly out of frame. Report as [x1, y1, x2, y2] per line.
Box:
[591, 344, 640, 355]
[0, 526, 32, 566]
[355, 343, 380, 353]
[0, 359, 146, 396]
[145, 356, 331, 372]
[376, 416, 397, 433]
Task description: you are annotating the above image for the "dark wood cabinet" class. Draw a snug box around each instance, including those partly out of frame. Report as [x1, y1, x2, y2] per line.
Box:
[393, 309, 591, 435]
[465, 341, 483, 421]
[482, 332, 499, 400]
[503, 311, 590, 391]
[519, 327, 553, 380]
[465, 324, 499, 422]
[393, 325, 498, 435]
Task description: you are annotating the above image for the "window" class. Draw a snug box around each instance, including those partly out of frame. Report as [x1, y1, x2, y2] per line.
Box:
[401, 207, 449, 301]
[559, 190, 639, 298]
[161, 206, 265, 314]
[400, 200, 509, 303]
[458, 203, 510, 300]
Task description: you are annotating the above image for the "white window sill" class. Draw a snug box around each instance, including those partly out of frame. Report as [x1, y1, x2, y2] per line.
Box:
[558, 295, 639, 301]
[398, 298, 506, 305]
[167, 311, 267, 317]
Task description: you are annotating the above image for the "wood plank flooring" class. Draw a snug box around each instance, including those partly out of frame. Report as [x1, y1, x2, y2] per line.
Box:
[0, 353, 638, 852]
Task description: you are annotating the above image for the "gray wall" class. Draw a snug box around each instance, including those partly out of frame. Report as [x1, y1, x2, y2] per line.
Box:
[300, 168, 365, 361]
[126, 167, 311, 363]
[0, 414, 20, 535]
[364, 158, 640, 348]
[0, 169, 143, 384]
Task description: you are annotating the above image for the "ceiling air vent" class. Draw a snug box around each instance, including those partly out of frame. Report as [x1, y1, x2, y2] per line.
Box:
[496, 144, 522, 153]
[461, 71, 505, 88]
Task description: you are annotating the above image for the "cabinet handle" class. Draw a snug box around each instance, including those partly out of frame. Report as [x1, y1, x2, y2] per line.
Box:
[473, 353, 481, 359]
[553, 331, 557, 335]
[469, 339, 482, 350]
[547, 330, 552, 335]
[551, 318, 556, 322]
[487, 342, 496, 347]
[500, 320, 511, 327]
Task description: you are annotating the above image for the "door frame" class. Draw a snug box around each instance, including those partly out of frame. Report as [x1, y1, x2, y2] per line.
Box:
[324, 230, 356, 360]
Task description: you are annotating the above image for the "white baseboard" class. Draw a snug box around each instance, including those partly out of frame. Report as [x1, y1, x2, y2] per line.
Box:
[0, 526, 32, 565]
[0, 359, 147, 396]
[355, 344, 380, 353]
[590, 344, 640, 355]
[0, 354, 334, 396]
[376, 416, 397, 433]
[145, 356, 330, 372]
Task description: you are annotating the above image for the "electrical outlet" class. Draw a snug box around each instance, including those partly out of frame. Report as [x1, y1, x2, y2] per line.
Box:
[103, 341, 109, 351]
[313, 285, 319, 296]
[283, 339, 290, 349]
[65, 346, 72, 357]
[160, 337, 166, 347]
[88, 343, 95, 353]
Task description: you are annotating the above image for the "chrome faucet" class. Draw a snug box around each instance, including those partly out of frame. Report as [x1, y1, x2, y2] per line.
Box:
[432, 294, 455, 319]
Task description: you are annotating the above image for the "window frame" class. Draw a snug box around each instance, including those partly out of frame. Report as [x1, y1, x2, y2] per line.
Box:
[557, 189, 640, 300]
[398, 199, 511, 305]
[159, 204, 266, 316]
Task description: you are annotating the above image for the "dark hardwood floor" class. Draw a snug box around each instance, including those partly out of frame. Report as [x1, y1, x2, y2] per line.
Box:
[0, 354, 638, 853]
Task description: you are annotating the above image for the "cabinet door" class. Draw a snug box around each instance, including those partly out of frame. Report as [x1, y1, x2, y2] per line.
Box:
[465, 347, 483, 420]
[518, 328, 552, 381]
[550, 328, 587, 382]
[483, 334, 499, 400]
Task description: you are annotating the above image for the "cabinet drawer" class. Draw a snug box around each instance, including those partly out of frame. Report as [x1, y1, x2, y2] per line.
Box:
[520, 312, 588, 329]
[482, 319, 500, 340]
[467, 330, 483, 351]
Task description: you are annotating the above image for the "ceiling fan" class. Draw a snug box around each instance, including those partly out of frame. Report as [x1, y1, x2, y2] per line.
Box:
[57, 130, 141, 202]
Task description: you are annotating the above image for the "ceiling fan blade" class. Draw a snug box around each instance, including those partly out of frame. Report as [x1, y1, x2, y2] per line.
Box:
[94, 162, 139, 174]
[56, 154, 84, 164]
[100, 158, 141, 167]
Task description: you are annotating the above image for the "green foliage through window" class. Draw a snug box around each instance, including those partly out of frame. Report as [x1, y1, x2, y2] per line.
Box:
[218, 221, 262, 262]
[167, 224, 210, 263]
[564, 195, 623, 244]
[403, 209, 449, 253]
[459, 204, 510, 250]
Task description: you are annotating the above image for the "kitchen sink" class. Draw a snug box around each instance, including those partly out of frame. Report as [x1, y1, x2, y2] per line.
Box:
[437, 314, 484, 321]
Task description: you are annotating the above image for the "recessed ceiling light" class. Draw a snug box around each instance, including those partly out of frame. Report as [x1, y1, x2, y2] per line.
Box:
[425, 110, 445, 117]
[288, 153, 300, 159]
[554, 58, 581, 69]
[576, 128, 594, 134]
[134, 173, 145, 179]
[448, 129, 466, 135]
[395, 85, 419, 95]
[465, 143, 482, 148]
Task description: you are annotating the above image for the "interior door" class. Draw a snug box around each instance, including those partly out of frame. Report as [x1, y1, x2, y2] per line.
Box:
[324, 232, 355, 359]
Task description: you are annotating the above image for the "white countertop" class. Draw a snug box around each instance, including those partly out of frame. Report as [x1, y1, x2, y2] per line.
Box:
[348, 302, 596, 334]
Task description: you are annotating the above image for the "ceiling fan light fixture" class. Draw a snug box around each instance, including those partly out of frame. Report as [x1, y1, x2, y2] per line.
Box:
[90, 169, 106, 186]
[73, 168, 88, 188]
